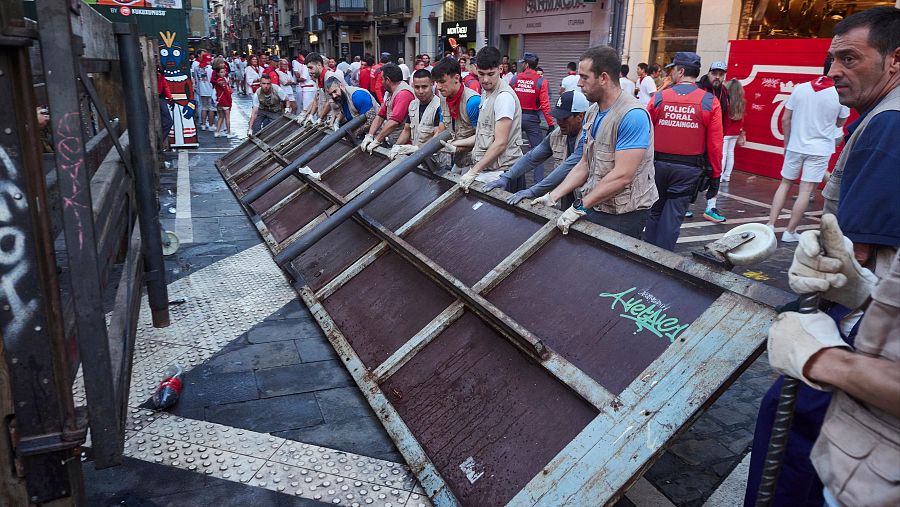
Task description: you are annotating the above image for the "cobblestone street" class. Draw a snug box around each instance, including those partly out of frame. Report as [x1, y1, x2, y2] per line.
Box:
[80, 95, 821, 506]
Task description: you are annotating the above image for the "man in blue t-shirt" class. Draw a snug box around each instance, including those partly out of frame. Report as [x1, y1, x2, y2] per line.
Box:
[324, 76, 380, 135]
[533, 46, 657, 239]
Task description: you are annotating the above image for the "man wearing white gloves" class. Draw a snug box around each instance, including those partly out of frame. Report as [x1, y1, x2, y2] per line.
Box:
[767, 213, 899, 506]
[302, 53, 342, 126]
[390, 69, 443, 160]
[360, 64, 415, 154]
[445, 45, 523, 193]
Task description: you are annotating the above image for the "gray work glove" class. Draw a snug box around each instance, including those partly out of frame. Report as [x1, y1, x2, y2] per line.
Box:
[440, 140, 458, 154]
[507, 188, 536, 205]
[483, 176, 509, 192]
[459, 169, 478, 193]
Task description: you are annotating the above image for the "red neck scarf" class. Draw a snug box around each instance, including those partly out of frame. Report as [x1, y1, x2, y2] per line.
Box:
[446, 84, 464, 120]
[567, 70, 577, 75]
[199, 54, 212, 69]
[811, 75, 835, 92]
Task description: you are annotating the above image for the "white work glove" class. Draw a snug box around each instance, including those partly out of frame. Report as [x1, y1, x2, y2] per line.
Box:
[788, 214, 877, 309]
[330, 117, 341, 131]
[297, 111, 308, 122]
[556, 205, 586, 235]
[767, 311, 850, 390]
[530, 193, 557, 207]
[440, 140, 458, 154]
[459, 170, 478, 193]
[366, 137, 380, 154]
[360, 134, 375, 153]
[389, 144, 419, 160]
[297, 166, 321, 181]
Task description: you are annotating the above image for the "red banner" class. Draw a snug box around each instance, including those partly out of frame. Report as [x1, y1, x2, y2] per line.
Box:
[727, 38, 854, 180]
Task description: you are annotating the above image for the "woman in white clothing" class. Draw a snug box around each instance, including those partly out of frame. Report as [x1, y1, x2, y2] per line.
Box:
[276, 59, 297, 113]
[245, 55, 262, 95]
[721, 79, 746, 182]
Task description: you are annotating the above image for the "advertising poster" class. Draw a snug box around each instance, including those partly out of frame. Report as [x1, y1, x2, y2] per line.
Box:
[727, 38, 855, 179]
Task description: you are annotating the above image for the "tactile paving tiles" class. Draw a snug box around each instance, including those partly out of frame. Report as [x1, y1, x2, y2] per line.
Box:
[144, 414, 285, 460]
[123, 433, 266, 483]
[271, 443, 418, 491]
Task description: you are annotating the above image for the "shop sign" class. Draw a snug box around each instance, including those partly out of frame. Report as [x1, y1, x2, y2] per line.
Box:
[728, 38, 856, 179]
[525, 0, 584, 12]
[440, 19, 476, 52]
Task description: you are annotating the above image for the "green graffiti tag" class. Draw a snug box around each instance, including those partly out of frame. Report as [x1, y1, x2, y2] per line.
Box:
[597, 287, 691, 342]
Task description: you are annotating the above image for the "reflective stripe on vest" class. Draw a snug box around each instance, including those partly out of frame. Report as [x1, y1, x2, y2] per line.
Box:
[652, 86, 709, 156]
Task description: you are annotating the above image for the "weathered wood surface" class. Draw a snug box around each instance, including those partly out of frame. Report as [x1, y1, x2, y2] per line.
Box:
[217, 118, 792, 506]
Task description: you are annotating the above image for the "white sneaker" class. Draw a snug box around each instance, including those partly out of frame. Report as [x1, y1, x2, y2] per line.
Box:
[214, 131, 222, 137]
[227, 132, 237, 138]
[781, 230, 800, 243]
[200, 124, 206, 131]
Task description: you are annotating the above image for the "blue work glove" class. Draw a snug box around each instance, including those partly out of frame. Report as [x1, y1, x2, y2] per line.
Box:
[483, 176, 509, 192]
[506, 187, 536, 205]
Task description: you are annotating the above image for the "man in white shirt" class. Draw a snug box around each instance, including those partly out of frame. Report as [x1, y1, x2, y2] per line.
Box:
[619, 64, 636, 98]
[349, 56, 361, 86]
[559, 61, 580, 95]
[766, 58, 850, 242]
[397, 57, 410, 82]
[292, 52, 315, 112]
[636, 62, 657, 105]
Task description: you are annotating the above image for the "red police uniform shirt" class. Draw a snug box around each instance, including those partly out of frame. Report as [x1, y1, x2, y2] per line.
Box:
[511, 69, 553, 127]
[358, 64, 371, 91]
[647, 83, 724, 177]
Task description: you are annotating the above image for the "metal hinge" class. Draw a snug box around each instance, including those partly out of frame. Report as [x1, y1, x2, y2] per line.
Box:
[12, 406, 89, 458]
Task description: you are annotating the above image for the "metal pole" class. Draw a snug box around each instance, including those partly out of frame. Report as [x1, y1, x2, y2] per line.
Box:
[274, 130, 450, 268]
[241, 114, 367, 205]
[114, 23, 170, 328]
[755, 292, 819, 506]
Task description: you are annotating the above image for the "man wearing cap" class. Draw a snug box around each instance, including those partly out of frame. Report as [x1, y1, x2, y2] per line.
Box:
[442, 46, 523, 191]
[512, 52, 555, 183]
[484, 90, 589, 204]
[692, 60, 730, 223]
[644, 52, 724, 250]
[360, 64, 415, 153]
[532, 46, 657, 238]
[431, 57, 481, 170]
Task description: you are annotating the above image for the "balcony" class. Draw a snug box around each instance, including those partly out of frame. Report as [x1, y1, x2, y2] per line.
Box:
[290, 13, 304, 30]
[317, 0, 368, 15]
[373, 0, 411, 17]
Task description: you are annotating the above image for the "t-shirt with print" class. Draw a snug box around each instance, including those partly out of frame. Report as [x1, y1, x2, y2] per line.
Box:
[785, 78, 851, 156]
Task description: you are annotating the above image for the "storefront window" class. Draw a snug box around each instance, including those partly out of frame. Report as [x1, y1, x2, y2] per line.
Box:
[739, 0, 895, 39]
[649, 0, 702, 67]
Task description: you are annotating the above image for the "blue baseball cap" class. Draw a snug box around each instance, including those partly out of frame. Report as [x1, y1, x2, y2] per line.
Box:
[665, 52, 701, 70]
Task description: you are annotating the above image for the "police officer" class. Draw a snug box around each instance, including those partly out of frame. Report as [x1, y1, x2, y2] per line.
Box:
[483, 89, 589, 202]
[512, 52, 554, 182]
[644, 52, 723, 250]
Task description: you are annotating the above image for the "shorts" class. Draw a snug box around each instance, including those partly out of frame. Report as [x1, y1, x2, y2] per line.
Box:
[199, 96, 213, 109]
[217, 105, 231, 113]
[780, 150, 830, 183]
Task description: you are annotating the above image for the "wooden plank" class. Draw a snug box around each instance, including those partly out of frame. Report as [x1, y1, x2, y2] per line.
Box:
[105, 224, 142, 413]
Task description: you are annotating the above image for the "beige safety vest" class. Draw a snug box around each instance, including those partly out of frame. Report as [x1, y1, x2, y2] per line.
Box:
[578, 92, 657, 214]
[548, 126, 569, 167]
[342, 85, 380, 117]
[811, 251, 900, 506]
[385, 80, 414, 122]
[472, 78, 523, 172]
[822, 86, 900, 215]
[409, 94, 442, 146]
[256, 88, 282, 113]
[441, 86, 478, 141]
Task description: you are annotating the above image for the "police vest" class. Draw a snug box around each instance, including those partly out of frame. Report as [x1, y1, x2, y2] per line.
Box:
[511, 70, 545, 110]
[369, 64, 384, 93]
[652, 86, 710, 156]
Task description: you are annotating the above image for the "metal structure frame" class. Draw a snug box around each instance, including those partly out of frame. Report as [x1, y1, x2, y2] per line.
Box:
[1, 0, 170, 502]
[218, 118, 792, 506]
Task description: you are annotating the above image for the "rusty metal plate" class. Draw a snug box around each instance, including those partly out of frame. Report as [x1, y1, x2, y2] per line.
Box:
[217, 129, 791, 506]
[381, 311, 597, 505]
[264, 190, 332, 243]
[323, 251, 455, 370]
[290, 220, 379, 292]
[237, 157, 283, 193]
[404, 196, 543, 286]
[363, 171, 453, 231]
[487, 235, 720, 394]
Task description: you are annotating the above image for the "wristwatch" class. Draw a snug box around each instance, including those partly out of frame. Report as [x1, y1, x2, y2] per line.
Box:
[573, 199, 588, 212]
